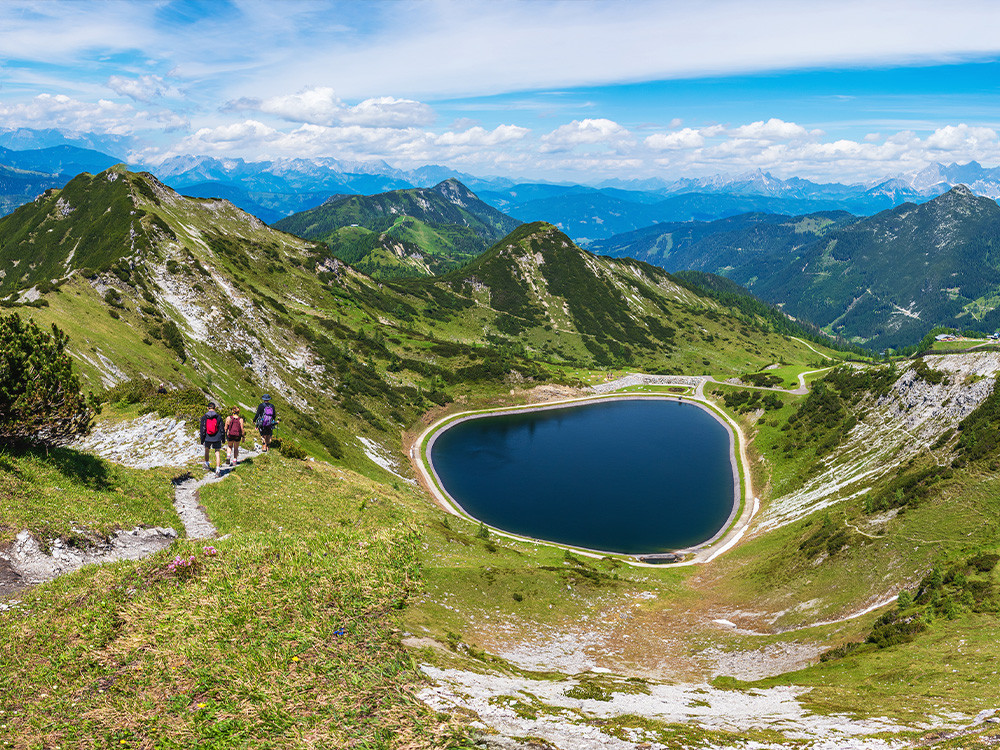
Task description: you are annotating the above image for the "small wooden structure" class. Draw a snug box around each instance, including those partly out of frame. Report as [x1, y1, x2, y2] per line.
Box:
[637, 552, 682, 564]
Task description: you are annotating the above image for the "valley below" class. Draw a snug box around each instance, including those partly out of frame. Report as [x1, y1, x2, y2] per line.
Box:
[1, 165, 999, 750]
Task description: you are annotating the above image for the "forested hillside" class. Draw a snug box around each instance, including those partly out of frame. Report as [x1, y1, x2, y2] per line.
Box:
[595, 186, 1000, 347]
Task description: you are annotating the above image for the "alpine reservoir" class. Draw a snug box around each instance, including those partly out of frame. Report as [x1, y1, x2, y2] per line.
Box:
[428, 398, 738, 554]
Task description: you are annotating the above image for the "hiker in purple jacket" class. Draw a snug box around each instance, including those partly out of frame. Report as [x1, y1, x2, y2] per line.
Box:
[253, 394, 278, 453]
[200, 402, 226, 476]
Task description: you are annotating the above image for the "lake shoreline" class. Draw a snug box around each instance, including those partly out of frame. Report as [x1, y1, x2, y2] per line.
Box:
[414, 391, 751, 564]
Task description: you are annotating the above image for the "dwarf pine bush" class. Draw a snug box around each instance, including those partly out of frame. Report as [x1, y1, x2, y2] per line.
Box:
[0, 312, 98, 447]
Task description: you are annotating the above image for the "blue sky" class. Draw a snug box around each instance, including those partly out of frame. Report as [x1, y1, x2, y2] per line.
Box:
[2, 0, 1000, 183]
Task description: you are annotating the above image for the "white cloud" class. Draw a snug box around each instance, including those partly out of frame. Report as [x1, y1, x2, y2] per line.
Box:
[5, 0, 1000, 104]
[151, 110, 191, 132]
[142, 112, 1000, 183]
[541, 118, 631, 153]
[645, 128, 705, 150]
[924, 124, 999, 152]
[545, 118, 628, 144]
[347, 97, 436, 128]
[663, 123, 1000, 182]
[217, 1, 1000, 101]
[177, 120, 278, 152]
[107, 74, 174, 102]
[433, 125, 529, 147]
[0, 93, 136, 134]
[225, 87, 436, 128]
[155, 120, 532, 171]
[729, 118, 818, 141]
[0, 92, 192, 141]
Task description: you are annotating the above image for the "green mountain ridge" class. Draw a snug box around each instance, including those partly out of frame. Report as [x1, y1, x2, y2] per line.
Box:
[0, 165, 823, 465]
[273, 178, 521, 279]
[594, 187, 1000, 347]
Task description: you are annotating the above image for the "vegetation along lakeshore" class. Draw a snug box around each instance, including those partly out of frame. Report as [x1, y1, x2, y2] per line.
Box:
[4, 2, 1000, 748]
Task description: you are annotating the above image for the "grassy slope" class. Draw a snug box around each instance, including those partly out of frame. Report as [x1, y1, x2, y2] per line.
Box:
[0, 447, 178, 545]
[677, 363, 1000, 722]
[4, 356, 999, 744]
[0, 453, 463, 749]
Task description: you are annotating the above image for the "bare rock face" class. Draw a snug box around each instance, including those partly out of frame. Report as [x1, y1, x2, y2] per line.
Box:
[759, 353, 999, 532]
[74, 415, 197, 468]
[881, 353, 1000, 439]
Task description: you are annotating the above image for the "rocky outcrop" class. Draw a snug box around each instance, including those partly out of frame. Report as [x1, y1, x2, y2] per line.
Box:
[758, 353, 998, 531]
[74, 414, 199, 468]
[591, 374, 701, 393]
[0, 527, 178, 596]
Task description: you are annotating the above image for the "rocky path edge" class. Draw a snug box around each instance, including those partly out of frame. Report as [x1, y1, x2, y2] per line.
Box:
[0, 450, 258, 600]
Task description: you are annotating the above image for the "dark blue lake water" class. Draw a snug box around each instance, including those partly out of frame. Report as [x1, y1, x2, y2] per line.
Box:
[429, 398, 737, 554]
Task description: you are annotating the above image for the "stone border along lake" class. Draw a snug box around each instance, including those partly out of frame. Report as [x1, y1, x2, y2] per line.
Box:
[424, 396, 741, 557]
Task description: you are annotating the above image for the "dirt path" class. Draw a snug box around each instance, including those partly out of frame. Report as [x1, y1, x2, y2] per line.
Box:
[713, 594, 899, 636]
[171, 451, 258, 539]
[790, 335, 835, 360]
[697, 366, 833, 396]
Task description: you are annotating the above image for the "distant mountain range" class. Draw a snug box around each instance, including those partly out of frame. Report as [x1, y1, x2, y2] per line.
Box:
[272, 179, 521, 278]
[593, 186, 1000, 348]
[0, 127, 132, 156]
[481, 185, 865, 243]
[3, 132, 1000, 249]
[0, 163, 817, 423]
[137, 155, 492, 225]
[141, 156, 1000, 244]
[0, 144, 123, 216]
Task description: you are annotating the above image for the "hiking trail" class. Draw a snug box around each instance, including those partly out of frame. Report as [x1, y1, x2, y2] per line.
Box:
[0, 435, 258, 597]
[171, 451, 258, 539]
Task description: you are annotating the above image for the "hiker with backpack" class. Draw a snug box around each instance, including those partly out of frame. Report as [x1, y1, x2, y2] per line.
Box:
[224, 406, 245, 467]
[254, 394, 278, 452]
[200, 402, 226, 476]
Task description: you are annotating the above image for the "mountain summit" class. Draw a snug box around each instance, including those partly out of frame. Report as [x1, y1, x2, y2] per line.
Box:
[273, 180, 521, 279]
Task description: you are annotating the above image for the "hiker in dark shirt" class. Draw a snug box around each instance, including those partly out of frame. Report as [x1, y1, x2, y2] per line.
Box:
[254, 394, 278, 453]
[200, 402, 226, 476]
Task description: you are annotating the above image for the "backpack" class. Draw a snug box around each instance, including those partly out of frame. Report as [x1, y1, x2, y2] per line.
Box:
[227, 417, 243, 439]
[204, 415, 220, 436]
[258, 403, 275, 428]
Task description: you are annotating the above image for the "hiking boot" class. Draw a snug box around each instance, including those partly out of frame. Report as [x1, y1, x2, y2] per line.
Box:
[215, 469, 221, 477]
[203, 461, 211, 470]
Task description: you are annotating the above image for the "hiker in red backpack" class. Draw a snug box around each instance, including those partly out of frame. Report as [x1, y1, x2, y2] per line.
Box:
[254, 394, 278, 453]
[224, 406, 245, 467]
[200, 402, 226, 476]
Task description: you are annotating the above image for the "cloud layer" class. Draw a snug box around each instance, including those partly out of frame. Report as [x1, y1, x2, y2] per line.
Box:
[131, 113, 1000, 184]
[2, 1, 1000, 182]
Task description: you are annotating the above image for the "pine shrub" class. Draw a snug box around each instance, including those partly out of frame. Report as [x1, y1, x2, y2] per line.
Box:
[0, 312, 98, 447]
